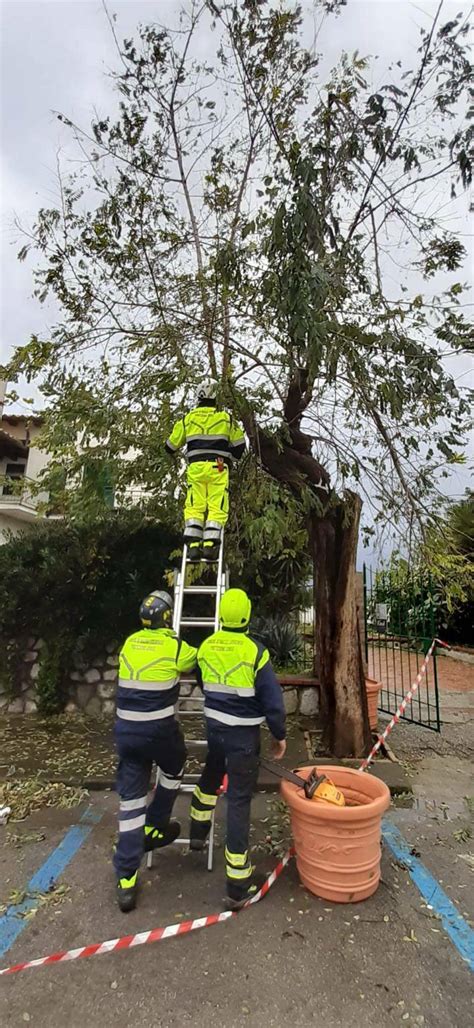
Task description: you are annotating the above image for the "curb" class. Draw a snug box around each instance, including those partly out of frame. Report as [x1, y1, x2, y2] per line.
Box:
[4, 758, 412, 798]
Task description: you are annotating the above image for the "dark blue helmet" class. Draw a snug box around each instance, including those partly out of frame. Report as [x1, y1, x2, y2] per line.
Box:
[139, 590, 173, 629]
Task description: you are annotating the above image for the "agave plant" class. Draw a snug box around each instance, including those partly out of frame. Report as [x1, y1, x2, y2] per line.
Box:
[250, 616, 304, 670]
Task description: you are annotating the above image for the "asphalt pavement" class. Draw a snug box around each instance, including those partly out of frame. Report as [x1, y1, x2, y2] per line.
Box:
[0, 760, 472, 1028]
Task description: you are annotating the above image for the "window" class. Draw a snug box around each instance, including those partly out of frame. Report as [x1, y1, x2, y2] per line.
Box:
[2, 461, 26, 496]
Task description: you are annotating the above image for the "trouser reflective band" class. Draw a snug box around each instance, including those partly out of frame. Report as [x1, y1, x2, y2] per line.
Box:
[190, 783, 218, 824]
[184, 519, 204, 540]
[190, 806, 213, 822]
[119, 813, 146, 833]
[120, 795, 147, 812]
[225, 846, 252, 879]
[158, 767, 184, 791]
[194, 786, 218, 807]
[203, 520, 222, 543]
[225, 847, 248, 867]
[226, 862, 253, 880]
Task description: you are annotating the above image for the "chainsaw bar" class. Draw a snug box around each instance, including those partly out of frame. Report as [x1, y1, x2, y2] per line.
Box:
[259, 758, 325, 799]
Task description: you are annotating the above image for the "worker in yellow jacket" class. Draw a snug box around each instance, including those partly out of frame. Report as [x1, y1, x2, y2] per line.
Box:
[165, 381, 245, 562]
[114, 589, 197, 912]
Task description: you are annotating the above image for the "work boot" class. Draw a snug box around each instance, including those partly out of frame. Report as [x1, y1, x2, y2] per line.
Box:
[224, 871, 268, 911]
[144, 820, 181, 852]
[202, 541, 220, 563]
[187, 541, 202, 563]
[189, 821, 211, 852]
[117, 871, 138, 913]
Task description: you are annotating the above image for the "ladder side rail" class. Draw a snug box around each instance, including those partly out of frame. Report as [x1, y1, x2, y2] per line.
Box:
[214, 531, 225, 631]
[172, 546, 188, 633]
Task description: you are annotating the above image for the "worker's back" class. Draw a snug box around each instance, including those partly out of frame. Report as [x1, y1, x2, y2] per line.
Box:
[117, 628, 196, 729]
[198, 628, 269, 727]
[190, 589, 287, 907]
[166, 406, 245, 467]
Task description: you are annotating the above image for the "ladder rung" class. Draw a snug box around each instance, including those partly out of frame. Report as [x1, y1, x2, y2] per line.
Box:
[180, 617, 215, 627]
[157, 837, 210, 848]
[183, 586, 218, 594]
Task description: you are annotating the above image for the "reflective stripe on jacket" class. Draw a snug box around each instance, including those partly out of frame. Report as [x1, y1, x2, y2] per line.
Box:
[197, 629, 286, 738]
[165, 406, 245, 467]
[117, 628, 197, 729]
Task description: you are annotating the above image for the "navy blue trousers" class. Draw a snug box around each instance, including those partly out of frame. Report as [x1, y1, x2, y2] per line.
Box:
[191, 723, 260, 872]
[113, 720, 186, 877]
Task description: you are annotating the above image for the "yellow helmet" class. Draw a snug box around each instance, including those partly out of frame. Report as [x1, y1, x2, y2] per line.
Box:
[219, 588, 252, 629]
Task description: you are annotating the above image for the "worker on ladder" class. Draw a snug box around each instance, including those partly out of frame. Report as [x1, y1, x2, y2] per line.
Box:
[114, 590, 197, 913]
[165, 380, 245, 563]
[189, 588, 287, 909]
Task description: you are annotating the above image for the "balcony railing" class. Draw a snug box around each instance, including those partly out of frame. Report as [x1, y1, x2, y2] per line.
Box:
[0, 478, 42, 520]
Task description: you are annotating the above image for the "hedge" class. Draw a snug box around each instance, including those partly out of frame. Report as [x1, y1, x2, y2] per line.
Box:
[0, 512, 179, 713]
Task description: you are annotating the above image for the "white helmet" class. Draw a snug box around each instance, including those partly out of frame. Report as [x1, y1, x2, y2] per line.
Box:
[196, 379, 218, 403]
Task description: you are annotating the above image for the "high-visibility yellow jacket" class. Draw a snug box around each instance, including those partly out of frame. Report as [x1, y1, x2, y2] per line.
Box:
[165, 405, 245, 468]
[116, 628, 196, 731]
[196, 628, 286, 738]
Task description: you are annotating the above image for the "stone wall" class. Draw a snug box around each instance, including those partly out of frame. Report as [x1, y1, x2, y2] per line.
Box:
[0, 637, 40, 714]
[0, 639, 320, 718]
[0, 638, 120, 716]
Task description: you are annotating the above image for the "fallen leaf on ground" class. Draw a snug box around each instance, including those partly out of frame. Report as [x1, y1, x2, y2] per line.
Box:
[453, 827, 471, 843]
[0, 778, 87, 821]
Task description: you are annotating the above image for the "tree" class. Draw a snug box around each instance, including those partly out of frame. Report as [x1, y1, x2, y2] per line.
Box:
[0, 512, 179, 712]
[4, 1, 472, 754]
[426, 489, 474, 644]
[370, 490, 474, 648]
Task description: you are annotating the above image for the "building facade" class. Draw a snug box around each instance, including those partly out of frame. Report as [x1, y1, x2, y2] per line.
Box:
[0, 382, 50, 542]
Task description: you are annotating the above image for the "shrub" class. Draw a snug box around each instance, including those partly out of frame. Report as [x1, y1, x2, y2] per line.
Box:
[250, 615, 304, 670]
[0, 511, 179, 710]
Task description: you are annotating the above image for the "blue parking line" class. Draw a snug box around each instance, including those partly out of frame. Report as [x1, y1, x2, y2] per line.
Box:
[383, 820, 474, 972]
[0, 805, 102, 958]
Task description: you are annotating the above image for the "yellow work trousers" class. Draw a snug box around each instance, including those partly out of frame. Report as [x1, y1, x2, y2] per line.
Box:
[184, 461, 229, 544]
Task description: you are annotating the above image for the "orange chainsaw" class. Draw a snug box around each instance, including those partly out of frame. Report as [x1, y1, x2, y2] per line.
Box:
[260, 758, 345, 806]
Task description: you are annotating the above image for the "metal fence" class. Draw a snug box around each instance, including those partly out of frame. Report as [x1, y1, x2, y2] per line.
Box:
[294, 604, 316, 674]
[363, 564, 441, 731]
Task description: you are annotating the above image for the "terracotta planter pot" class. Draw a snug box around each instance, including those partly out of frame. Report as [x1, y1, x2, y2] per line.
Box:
[365, 677, 382, 731]
[281, 765, 391, 903]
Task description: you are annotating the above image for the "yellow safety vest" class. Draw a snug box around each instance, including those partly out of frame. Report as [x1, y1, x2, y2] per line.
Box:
[117, 628, 196, 727]
[166, 407, 245, 467]
[198, 629, 269, 727]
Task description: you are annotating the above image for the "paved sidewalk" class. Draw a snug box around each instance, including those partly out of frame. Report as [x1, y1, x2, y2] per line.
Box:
[0, 760, 472, 1028]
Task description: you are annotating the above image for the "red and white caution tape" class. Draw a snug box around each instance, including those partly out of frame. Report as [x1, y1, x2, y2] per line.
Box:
[0, 848, 294, 978]
[358, 637, 449, 772]
[1, 638, 451, 976]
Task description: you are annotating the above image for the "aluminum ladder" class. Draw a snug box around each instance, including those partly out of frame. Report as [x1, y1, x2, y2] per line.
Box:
[147, 536, 227, 872]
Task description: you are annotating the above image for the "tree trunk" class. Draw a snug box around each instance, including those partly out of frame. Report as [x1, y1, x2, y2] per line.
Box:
[241, 398, 371, 758]
[311, 493, 372, 757]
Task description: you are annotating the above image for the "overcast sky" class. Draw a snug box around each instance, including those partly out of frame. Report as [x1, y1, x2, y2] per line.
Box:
[0, 1, 472, 503]
[1, 0, 471, 358]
